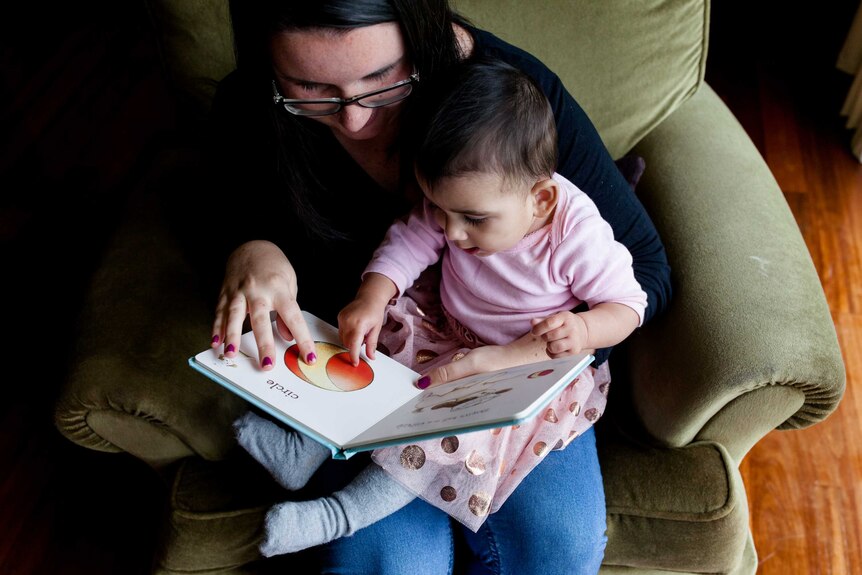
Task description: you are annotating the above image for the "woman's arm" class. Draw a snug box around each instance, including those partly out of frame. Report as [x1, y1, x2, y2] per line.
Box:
[540, 74, 670, 365]
[547, 75, 671, 316]
[474, 29, 672, 364]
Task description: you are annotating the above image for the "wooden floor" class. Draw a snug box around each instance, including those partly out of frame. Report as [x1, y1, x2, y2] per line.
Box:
[1, 4, 860, 574]
[706, 4, 862, 573]
[731, 63, 862, 575]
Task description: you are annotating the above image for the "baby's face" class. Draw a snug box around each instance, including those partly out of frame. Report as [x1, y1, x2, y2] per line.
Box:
[420, 172, 543, 257]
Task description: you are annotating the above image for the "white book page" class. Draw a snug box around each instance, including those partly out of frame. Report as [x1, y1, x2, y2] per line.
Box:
[191, 312, 421, 447]
[347, 353, 592, 450]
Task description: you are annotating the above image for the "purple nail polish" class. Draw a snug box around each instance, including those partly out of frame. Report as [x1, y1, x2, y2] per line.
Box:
[212, 335, 220, 345]
[262, 356, 273, 367]
[417, 376, 431, 389]
[226, 343, 236, 354]
[306, 352, 317, 364]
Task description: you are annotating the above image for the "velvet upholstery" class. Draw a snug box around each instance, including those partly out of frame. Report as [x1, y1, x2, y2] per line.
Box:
[54, 1, 845, 573]
[452, 0, 708, 158]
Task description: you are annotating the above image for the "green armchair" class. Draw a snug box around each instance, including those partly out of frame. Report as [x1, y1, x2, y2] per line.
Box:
[54, 1, 846, 573]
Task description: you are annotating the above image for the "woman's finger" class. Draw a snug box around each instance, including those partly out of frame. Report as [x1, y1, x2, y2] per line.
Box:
[248, 296, 277, 369]
[277, 301, 317, 365]
[222, 293, 248, 358]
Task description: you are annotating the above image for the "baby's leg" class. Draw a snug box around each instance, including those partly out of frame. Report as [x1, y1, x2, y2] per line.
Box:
[233, 410, 330, 491]
[260, 463, 415, 557]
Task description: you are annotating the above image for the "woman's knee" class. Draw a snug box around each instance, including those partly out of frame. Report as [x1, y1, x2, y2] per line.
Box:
[466, 511, 605, 575]
[495, 495, 606, 571]
[469, 428, 608, 573]
[550, 508, 607, 571]
[315, 498, 454, 575]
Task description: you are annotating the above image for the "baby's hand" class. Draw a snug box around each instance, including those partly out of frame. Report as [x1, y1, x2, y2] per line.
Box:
[337, 298, 386, 366]
[338, 273, 399, 366]
[530, 311, 588, 358]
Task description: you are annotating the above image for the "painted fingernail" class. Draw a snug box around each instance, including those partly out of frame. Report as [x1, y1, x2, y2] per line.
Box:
[262, 356, 273, 367]
[417, 376, 431, 389]
[306, 352, 317, 364]
[212, 335, 220, 345]
[226, 343, 236, 354]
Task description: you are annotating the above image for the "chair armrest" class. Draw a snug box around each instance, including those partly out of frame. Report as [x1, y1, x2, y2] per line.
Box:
[625, 84, 845, 459]
[55, 171, 246, 468]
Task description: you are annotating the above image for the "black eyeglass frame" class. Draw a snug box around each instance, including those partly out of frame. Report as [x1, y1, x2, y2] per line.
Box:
[272, 73, 420, 117]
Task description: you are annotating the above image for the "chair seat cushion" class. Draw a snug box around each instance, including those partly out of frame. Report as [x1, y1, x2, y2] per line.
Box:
[155, 420, 749, 574]
[597, 422, 749, 573]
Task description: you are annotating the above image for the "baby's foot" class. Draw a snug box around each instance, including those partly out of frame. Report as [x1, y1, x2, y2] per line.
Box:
[259, 497, 349, 556]
[259, 463, 417, 557]
[233, 411, 330, 491]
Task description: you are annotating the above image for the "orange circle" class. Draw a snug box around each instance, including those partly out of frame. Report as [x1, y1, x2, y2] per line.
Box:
[326, 352, 373, 391]
[297, 342, 346, 391]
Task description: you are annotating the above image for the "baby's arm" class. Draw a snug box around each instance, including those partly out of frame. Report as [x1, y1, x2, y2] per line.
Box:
[338, 272, 398, 365]
[419, 303, 639, 389]
[342, 200, 447, 366]
[530, 303, 640, 359]
[480, 303, 639, 368]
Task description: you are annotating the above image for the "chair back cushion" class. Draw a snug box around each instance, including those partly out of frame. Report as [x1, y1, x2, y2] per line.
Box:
[454, 0, 709, 157]
[146, 0, 235, 121]
[146, 0, 709, 156]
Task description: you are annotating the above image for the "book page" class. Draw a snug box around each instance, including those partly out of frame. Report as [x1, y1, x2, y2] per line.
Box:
[345, 353, 592, 452]
[190, 312, 421, 448]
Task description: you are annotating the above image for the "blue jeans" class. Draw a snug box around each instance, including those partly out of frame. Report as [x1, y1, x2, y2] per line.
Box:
[312, 427, 607, 575]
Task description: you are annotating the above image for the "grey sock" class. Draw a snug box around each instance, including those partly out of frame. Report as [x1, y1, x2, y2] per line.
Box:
[259, 463, 416, 557]
[233, 410, 331, 491]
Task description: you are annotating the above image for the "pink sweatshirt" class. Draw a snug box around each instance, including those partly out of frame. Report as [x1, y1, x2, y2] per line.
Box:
[364, 173, 647, 346]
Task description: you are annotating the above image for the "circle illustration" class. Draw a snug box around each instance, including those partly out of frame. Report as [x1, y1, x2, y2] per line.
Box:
[527, 368, 554, 379]
[284, 342, 373, 392]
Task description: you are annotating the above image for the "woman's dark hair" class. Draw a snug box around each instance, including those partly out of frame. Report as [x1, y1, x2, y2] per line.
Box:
[227, 0, 468, 241]
[414, 57, 558, 193]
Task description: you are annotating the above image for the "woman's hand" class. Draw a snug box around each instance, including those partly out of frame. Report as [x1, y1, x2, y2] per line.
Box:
[212, 240, 316, 370]
[418, 331, 550, 389]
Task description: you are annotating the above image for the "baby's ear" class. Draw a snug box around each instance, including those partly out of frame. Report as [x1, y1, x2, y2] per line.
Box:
[530, 178, 559, 219]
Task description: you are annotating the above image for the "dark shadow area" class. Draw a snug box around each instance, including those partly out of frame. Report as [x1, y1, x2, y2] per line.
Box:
[2, 3, 175, 572]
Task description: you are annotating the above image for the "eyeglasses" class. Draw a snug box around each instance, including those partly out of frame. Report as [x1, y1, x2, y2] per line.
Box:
[272, 73, 420, 117]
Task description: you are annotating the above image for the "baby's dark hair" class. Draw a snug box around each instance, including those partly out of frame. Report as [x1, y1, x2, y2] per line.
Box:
[414, 57, 557, 192]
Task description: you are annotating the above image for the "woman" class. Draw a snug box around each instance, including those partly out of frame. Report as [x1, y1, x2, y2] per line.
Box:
[196, 1, 671, 573]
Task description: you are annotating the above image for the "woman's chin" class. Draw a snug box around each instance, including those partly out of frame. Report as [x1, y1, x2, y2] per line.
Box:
[343, 107, 405, 143]
[332, 120, 384, 143]
[340, 127, 382, 141]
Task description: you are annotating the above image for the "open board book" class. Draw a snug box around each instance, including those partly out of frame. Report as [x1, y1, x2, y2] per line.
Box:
[189, 311, 593, 459]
